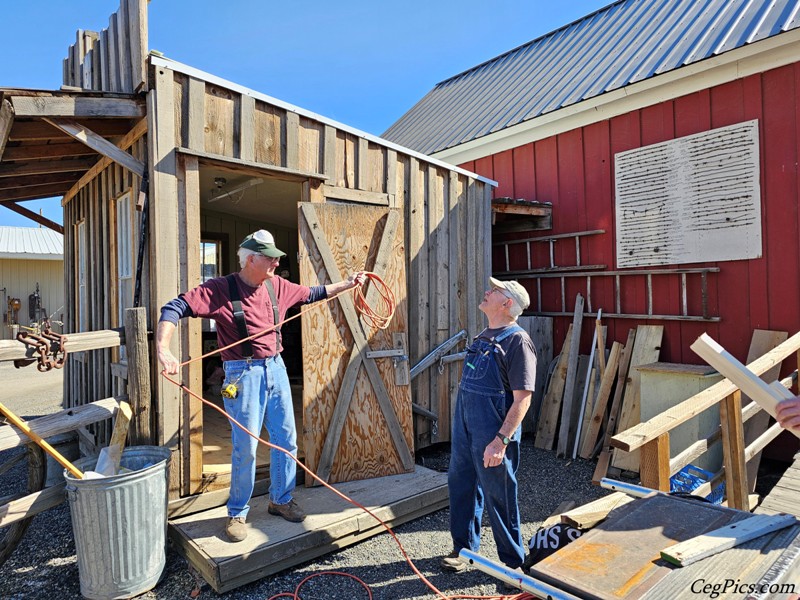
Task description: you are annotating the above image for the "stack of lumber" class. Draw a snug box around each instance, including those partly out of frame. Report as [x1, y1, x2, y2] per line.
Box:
[533, 293, 664, 480]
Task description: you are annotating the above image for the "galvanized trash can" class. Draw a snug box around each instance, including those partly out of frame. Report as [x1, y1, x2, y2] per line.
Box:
[64, 445, 171, 599]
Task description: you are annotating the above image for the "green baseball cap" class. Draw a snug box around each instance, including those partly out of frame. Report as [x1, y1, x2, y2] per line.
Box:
[239, 229, 286, 258]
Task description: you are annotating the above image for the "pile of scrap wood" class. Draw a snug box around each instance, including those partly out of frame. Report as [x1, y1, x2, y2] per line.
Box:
[533, 293, 664, 481]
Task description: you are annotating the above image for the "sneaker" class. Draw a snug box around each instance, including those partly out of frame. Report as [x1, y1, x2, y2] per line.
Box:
[268, 499, 306, 523]
[440, 550, 467, 572]
[225, 516, 247, 542]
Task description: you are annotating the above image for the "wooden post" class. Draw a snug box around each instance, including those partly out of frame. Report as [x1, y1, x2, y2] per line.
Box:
[125, 307, 152, 445]
[719, 391, 748, 510]
[640, 433, 671, 492]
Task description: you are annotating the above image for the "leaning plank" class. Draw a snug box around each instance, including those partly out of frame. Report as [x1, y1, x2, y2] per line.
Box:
[743, 330, 788, 493]
[0, 482, 66, 528]
[661, 513, 797, 567]
[534, 324, 573, 450]
[557, 294, 584, 457]
[43, 118, 145, 177]
[0, 397, 122, 452]
[612, 325, 663, 472]
[690, 333, 800, 438]
[560, 492, 634, 529]
[579, 341, 621, 459]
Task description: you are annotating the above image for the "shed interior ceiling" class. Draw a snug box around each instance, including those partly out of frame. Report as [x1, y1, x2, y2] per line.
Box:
[199, 167, 300, 230]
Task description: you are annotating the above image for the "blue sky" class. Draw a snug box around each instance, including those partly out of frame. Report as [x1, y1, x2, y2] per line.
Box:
[0, 0, 611, 227]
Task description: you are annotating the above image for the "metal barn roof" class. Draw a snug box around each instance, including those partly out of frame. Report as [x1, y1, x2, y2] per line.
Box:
[383, 0, 800, 155]
[0, 226, 63, 260]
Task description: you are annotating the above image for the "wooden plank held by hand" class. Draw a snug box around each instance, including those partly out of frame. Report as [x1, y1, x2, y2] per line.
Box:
[690, 333, 800, 439]
[0, 400, 83, 479]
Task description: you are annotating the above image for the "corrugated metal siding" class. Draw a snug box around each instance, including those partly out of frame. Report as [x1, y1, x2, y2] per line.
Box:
[383, 0, 800, 155]
[0, 226, 64, 259]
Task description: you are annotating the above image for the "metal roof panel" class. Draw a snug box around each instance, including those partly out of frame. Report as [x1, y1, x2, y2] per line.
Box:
[383, 0, 800, 155]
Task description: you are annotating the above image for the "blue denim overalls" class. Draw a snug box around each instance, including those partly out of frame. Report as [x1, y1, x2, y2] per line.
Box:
[448, 325, 525, 568]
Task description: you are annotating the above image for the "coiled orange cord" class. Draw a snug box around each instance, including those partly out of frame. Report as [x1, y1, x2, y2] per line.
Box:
[353, 272, 396, 330]
[162, 273, 525, 600]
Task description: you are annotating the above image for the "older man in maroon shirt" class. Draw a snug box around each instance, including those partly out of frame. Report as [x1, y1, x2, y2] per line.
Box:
[157, 230, 365, 542]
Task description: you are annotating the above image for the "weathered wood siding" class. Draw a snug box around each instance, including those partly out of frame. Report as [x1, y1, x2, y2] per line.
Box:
[61, 136, 148, 451]
[461, 62, 800, 366]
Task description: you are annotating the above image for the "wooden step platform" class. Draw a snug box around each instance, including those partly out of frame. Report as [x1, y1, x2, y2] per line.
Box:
[168, 466, 448, 593]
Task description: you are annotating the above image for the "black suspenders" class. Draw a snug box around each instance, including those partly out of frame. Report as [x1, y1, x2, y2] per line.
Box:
[225, 274, 282, 358]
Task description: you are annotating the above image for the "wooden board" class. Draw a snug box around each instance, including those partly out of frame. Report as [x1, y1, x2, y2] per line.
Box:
[612, 325, 663, 472]
[535, 324, 573, 450]
[299, 202, 413, 484]
[661, 513, 796, 566]
[557, 294, 584, 457]
[534, 494, 746, 600]
[169, 466, 448, 593]
[742, 330, 788, 492]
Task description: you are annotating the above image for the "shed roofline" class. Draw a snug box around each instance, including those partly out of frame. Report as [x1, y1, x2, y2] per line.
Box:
[432, 25, 800, 165]
[0, 253, 62, 261]
[149, 55, 498, 187]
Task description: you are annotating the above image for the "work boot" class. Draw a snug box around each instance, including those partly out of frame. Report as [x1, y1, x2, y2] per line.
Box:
[268, 499, 306, 523]
[440, 549, 468, 572]
[225, 516, 247, 542]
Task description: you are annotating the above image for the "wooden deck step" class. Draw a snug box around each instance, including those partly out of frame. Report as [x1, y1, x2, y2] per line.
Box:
[168, 466, 448, 593]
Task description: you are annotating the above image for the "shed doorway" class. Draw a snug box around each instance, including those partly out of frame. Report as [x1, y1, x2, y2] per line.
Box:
[196, 165, 303, 492]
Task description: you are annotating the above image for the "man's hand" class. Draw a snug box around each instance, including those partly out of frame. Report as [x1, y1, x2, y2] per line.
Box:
[156, 321, 179, 374]
[157, 347, 180, 375]
[347, 271, 368, 289]
[483, 437, 506, 468]
[777, 397, 800, 432]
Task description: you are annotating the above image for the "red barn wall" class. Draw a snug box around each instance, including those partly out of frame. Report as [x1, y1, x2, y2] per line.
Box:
[460, 62, 800, 365]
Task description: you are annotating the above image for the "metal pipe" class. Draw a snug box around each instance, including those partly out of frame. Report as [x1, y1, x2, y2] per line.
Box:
[458, 549, 581, 600]
[410, 329, 467, 380]
[600, 477, 658, 498]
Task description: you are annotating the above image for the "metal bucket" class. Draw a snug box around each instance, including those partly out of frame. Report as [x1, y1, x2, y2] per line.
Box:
[64, 445, 171, 600]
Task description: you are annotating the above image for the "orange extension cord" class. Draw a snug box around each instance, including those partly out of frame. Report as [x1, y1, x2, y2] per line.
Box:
[161, 273, 531, 600]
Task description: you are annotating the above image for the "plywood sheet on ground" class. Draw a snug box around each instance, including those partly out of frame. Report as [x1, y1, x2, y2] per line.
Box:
[169, 466, 447, 593]
[532, 494, 744, 600]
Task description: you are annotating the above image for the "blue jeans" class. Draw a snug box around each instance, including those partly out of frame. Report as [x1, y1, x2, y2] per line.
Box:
[448, 332, 525, 568]
[222, 356, 296, 518]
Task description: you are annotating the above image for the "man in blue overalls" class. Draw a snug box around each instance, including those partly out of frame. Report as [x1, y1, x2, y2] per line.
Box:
[441, 277, 537, 574]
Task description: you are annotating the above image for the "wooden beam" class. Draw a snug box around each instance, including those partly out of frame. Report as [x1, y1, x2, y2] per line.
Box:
[0, 483, 66, 528]
[0, 183, 70, 202]
[1, 202, 64, 234]
[690, 333, 800, 434]
[613, 330, 800, 451]
[720, 391, 749, 510]
[2, 142, 96, 161]
[61, 117, 147, 205]
[176, 147, 327, 183]
[640, 432, 671, 491]
[0, 171, 85, 190]
[0, 157, 95, 177]
[491, 203, 552, 217]
[8, 119, 132, 141]
[10, 95, 145, 118]
[43, 118, 145, 177]
[557, 294, 584, 457]
[0, 328, 123, 362]
[579, 341, 622, 459]
[560, 492, 635, 529]
[0, 98, 13, 160]
[321, 184, 391, 206]
[0, 397, 122, 452]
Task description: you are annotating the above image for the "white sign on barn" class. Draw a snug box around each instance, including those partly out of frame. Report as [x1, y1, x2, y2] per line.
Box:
[614, 120, 762, 268]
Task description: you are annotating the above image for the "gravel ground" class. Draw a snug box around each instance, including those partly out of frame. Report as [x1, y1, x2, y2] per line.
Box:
[0, 363, 620, 598]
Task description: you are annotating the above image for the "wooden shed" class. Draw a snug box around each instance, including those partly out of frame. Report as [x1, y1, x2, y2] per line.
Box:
[0, 1, 497, 588]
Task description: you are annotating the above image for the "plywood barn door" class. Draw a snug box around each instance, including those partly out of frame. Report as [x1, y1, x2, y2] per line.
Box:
[299, 202, 414, 485]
